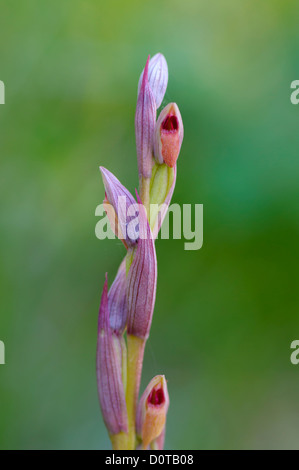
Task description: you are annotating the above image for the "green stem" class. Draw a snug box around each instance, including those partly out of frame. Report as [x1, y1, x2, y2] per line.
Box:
[110, 432, 128, 450]
[125, 335, 145, 450]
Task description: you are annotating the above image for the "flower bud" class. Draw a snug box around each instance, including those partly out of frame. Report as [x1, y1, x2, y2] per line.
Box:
[136, 375, 169, 449]
[97, 275, 128, 435]
[100, 167, 138, 247]
[138, 53, 168, 108]
[135, 56, 156, 179]
[108, 258, 127, 335]
[127, 193, 157, 340]
[153, 103, 183, 168]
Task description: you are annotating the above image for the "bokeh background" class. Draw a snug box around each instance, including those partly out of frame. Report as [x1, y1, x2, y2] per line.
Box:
[1, 0, 299, 450]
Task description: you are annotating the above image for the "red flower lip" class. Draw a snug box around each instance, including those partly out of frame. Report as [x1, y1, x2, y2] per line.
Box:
[148, 385, 165, 406]
[162, 114, 179, 132]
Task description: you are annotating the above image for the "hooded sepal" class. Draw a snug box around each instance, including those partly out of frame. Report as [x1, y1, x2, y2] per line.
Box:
[138, 53, 168, 109]
[135, 56, 157, 179]
[127, 193, 157, 340]
[97, 275, 128, 435]
[100, 167, 138, 248]
[108, 258, 127, 335]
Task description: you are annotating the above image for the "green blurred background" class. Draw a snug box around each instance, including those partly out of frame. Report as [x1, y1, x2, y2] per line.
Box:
[1, 0, 299, 450]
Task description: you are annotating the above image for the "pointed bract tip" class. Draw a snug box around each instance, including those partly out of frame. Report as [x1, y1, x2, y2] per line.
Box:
[99, 166, 109, 184]
[99, 165, 112, 179]
[145, 54, 150, 72]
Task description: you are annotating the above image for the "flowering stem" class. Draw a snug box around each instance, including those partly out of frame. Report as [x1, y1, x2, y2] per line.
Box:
[125, 334, 145, 449]
[97, 54, 181, 450]
[110, 432, 128, 450]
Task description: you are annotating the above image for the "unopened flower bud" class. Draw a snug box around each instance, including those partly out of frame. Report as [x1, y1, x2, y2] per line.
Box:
[97, 275, 128, 436]
[136, 375, 169, 449]
[108, 258, 127, 335]
[100, 167, 138, 247]
[138, 53, 168, 108]
[153, 103, 183, 168]
[135, 56, 156, 179]
[127, 193, 157, 340]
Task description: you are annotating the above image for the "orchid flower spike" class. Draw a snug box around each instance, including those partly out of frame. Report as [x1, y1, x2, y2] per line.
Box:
[97, 275, 128, 436]
[153, 103, 184, 168]
[97, 53, 183, 450]
[136, 375, 169, 450]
